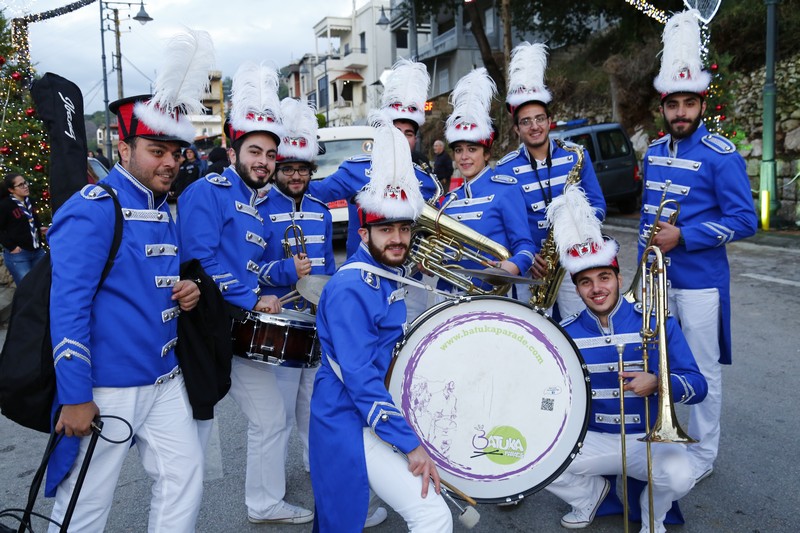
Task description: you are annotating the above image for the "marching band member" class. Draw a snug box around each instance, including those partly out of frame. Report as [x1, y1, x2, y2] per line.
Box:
[308, 58, 442, 260]
[256, 96, 335, 476]
[437, 67, 535, 294]
[543, 189, 707, 532]
[46, 30, 213, 532]
[179, 62, 312, 525]
[641, 10, 757, 483]
[496, 42, 606, 317]
[309, 118, 452, 533]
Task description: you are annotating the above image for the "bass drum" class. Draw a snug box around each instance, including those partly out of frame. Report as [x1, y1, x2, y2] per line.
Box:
[386, 296, 589, 504]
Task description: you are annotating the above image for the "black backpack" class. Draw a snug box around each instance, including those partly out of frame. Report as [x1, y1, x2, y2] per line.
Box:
[0, 183, 122, 432]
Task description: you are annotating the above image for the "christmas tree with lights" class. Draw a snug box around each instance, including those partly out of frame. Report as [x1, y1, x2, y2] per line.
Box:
[0, 10, 51, 223]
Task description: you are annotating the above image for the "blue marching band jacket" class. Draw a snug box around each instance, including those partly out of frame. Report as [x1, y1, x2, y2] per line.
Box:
[256, 186, 336, 304]
[178, 167, 266, 311]
[639, 124, 757, 364]
[309, 244, 419, 532]
[561, 298, 708, 435]
[437, 166, 535, 291]
[46, 165, 184, 494]
[496, 139, 606, 253]
[308, 155, 442, 258]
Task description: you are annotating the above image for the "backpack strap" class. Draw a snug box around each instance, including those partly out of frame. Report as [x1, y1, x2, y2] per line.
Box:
[94, 183, 123, 292]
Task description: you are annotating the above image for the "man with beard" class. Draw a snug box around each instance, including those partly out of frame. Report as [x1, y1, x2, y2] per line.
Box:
[46, 29, 211, 531]
[495, 42, 605, 319]
[309, 122, 452, 533]
[639, 10, 757, 486]
[179, 63, 313, 525]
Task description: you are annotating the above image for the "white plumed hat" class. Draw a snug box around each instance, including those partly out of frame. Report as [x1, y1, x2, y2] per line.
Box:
[380, 58, 430, 129]
[355, 111, 424, 226]
[277, 97, 319, 163]
[506, 41, 552, 115]
[653, 10, 711, 99]
[445, 67, 497, 148]
[226, 61, 283, 145]
[111, 29, 215, 145]
[546, 184, 619, 277]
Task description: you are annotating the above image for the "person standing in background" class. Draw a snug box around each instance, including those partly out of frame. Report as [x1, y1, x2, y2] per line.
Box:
[0, 172, 46, 285]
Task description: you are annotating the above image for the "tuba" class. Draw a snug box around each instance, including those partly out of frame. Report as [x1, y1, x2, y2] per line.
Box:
[529, 139, 585, 309]
[409, 203, 512, 295]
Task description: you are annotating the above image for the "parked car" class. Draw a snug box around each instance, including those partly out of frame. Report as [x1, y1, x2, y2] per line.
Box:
[549, 121, 641, 214]
[314, 126, 375, 240]
[87, 157, 109, 183]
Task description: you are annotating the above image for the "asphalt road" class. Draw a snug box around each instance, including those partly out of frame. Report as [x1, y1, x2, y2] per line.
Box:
[1, 216, 798, 532]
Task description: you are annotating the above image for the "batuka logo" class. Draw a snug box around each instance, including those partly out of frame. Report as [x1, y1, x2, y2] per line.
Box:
[471, 425, 527, 465]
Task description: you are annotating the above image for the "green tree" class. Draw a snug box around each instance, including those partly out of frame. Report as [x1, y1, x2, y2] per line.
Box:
[0, 10, 50, 221]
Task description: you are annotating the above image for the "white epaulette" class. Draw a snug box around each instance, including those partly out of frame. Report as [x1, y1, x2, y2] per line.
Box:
[497, 149, 521, 166]
[701, 134, 737, 154]
[648, 135, 670, 147]
[491, 174, 518, 185]
[80, 184, 113, 200]
[304, 194, 330, 210]
[559, 312, 580, 327]
[347, 154, 372, 163]
[361, 269, 380, 289]
[205, 173, 231, 186]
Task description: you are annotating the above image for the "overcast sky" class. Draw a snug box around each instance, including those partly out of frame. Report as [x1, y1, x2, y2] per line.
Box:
[8, 0, 365, 113]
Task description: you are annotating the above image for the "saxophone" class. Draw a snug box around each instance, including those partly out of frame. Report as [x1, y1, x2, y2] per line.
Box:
[529, 139, 585, 309]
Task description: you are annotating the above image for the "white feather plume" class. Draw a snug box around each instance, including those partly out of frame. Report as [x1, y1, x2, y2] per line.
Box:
[380, 58, 430, 127]
[546, 185, 602, 257]
[356, 114, 424, 222]
[230, 61, 283, 136]
[506, 41, 552, 109]
[147, 29, 215, 116]
[445, 68, 496, 145]
[654, 10, 711, 95]
[278, 97, 319, 162]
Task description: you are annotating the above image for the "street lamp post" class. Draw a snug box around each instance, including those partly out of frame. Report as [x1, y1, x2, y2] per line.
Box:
[377, 2, 418, 60]
[759, 0, 779, 230]
[99, 0, 153, 161]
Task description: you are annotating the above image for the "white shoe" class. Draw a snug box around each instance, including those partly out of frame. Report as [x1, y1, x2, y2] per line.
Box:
[364, 506, 388, 528]
[560, 478, 610, 529]
[639, 524, 667, 533]
[248, 501, 314, 525]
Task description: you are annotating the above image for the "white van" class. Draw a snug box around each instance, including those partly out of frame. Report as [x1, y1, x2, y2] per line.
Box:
[313, 126, 374, 240]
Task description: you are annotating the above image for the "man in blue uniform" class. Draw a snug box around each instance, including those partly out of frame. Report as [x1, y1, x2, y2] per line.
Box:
[544, 235, 707, 533]
[308, 59, 441, 259]
[640, 10, 757, 483]
[496, 42, 606, 317]
[309, 122, 452, 533]
[179, 62, 311, 525]
[46, 29, 213, 532]
[256, 97, 335, 488]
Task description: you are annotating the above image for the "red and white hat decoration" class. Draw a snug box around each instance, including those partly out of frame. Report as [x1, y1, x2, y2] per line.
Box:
[110, 29, 215, 145]
[227, 62, 283, 145]
[380, 58, 430, 128]
[277, 97, 319, 163]
[546, 184, 618, 276]
[653, 10, 711, 98]
[506, 41, 552, 115]
[445, 67, 496, 149]
[356, 111, 424, 226]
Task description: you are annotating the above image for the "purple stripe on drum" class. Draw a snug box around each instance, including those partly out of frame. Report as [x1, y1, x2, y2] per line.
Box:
[401, 311, 574, 481]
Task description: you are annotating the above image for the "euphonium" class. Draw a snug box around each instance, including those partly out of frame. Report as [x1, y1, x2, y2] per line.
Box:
[622, 181, 680, 303]
[409, 203, 512, 295]
[529, 139, 585, 309]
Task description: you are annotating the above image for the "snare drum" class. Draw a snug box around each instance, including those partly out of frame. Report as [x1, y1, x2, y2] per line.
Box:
[231, 309, 321, 368]
[386, 296, 589, 503]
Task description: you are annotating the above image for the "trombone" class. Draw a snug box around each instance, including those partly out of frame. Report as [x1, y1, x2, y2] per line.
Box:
[280, 217, 311, 312]
[618, 245, 696, 532]
[622, 181, 680, 303]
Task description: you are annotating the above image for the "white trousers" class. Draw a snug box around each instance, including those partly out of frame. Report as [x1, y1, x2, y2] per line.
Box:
[228, 357, 292, 518]
[270, 363, 317, 471]
[362, 429, 452, 533]
[668, 287, 721, 476]
[546, 432, 695, 531]
[514, 275, 586, 318]
[49, 373, 203, 533]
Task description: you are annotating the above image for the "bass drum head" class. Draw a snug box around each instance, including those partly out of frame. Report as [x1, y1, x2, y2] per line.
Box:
[387, 296, 589, 503]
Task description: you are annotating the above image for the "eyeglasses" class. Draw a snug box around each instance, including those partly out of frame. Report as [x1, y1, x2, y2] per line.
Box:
[279, 167, 311, 177]
[12, 181, 29, 188]
[517, 116, 549, 128]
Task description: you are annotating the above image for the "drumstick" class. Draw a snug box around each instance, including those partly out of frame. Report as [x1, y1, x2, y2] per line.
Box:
[440, 479, 477, 507]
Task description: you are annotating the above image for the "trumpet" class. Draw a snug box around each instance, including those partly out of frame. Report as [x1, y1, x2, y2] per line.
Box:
[622, 182, 679, 303]
[282, 218, 310, 312]
[618, 245, 696, 532]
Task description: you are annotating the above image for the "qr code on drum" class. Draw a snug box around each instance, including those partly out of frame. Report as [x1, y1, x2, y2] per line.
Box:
[541, 398, 555, 411]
